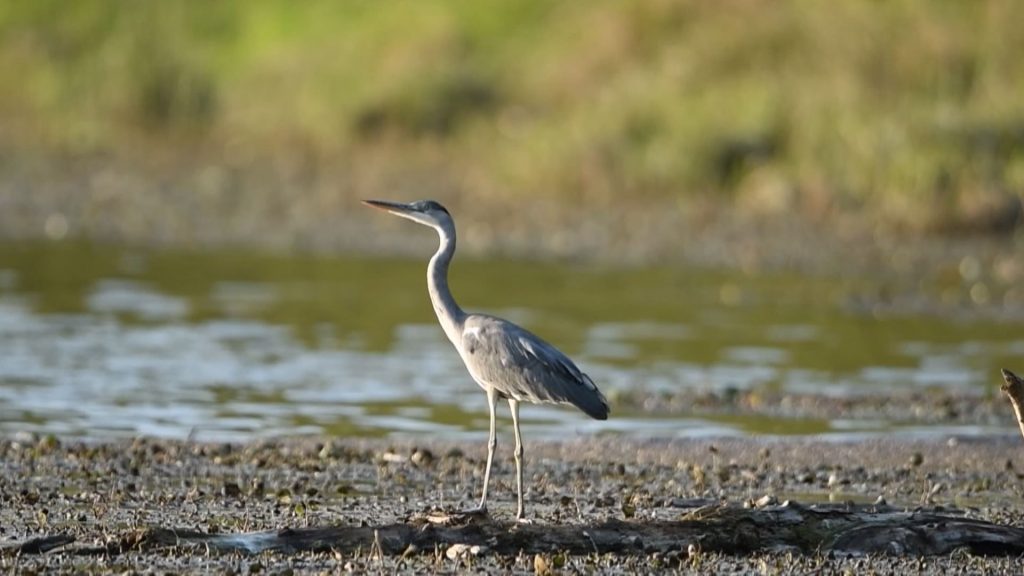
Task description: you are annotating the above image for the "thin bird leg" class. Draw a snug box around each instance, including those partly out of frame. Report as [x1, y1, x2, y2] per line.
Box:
[475, 386, 499, 512]
[508, 398, 526, 520]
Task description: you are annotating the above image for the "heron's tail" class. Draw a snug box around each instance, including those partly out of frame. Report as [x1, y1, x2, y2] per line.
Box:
[575, 374, 609, 420]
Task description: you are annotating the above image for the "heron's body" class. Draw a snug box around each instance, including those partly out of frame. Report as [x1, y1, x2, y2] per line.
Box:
[458, 314, 608, 418]
[364, 199, 608, 520]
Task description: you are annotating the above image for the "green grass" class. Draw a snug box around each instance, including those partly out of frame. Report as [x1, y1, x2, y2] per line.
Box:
[1, 0, 1023, 240]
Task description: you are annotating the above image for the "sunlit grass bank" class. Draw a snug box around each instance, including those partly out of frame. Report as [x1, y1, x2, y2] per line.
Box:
[1, 1, 1022, 254]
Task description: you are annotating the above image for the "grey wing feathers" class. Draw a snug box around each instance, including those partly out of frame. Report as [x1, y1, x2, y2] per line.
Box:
[461, 315, 609, 420]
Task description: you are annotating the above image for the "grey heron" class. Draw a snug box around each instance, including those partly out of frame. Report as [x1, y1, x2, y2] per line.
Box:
[363, 199, 609, 520]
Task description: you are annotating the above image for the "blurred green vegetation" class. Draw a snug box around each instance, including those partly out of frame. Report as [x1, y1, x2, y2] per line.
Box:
[1, 0, 1023, 245]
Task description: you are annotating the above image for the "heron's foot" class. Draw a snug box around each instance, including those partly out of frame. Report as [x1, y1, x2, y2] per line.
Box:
[453, 503, 488, 517]
[515, 516, 535, 525]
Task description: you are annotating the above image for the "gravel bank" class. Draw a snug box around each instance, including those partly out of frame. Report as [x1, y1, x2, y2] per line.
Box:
[4, 434, 1024, 573]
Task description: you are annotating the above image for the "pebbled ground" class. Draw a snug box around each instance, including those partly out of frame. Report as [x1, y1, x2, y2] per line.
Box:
[3, 434, 1024, 573]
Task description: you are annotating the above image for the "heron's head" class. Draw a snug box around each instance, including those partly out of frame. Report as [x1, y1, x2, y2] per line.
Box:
[362, 199, 452, 229]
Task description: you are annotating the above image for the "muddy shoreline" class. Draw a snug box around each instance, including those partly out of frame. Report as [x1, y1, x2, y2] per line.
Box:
[616, 386, 1012, 430]
[4, 434, 1024, 573]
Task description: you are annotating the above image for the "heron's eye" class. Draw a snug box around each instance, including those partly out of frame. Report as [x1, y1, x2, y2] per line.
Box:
[414, 200, 449, 215]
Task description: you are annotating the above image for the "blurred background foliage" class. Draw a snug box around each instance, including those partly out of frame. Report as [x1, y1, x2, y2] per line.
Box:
[1, 0, 1023, 255]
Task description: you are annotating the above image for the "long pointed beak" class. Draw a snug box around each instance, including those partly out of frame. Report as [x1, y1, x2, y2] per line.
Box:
[362, 199, 416, 216]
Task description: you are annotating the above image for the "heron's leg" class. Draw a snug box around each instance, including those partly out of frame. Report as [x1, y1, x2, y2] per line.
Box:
[508, 398, 525, 520]
[476, 386, 499, 511]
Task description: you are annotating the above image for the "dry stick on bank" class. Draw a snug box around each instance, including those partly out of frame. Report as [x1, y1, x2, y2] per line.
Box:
[1001, 369, 1024, 441]
[6, 501, 1024, 559]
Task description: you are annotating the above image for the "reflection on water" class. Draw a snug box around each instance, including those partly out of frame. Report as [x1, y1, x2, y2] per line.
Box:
[0, 241, 1020, 442]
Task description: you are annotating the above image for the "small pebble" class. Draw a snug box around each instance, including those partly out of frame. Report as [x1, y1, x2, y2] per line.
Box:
[446, 543, 485, 560]
[533, 553, 551, 575]
[411, 448, 434, 467]
[318, 441, 336, 460]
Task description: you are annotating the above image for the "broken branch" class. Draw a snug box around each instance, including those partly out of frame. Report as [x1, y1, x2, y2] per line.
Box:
[1000, 368, 1024, 442]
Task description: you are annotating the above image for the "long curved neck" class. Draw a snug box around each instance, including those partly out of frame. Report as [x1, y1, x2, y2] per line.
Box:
[427, 222, 466, 345]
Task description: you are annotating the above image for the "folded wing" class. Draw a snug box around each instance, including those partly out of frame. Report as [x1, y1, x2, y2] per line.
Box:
[461, 315, 609, 420]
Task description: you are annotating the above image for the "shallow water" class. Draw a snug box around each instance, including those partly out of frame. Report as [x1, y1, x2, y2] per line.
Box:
[0, 241, 1020, 442]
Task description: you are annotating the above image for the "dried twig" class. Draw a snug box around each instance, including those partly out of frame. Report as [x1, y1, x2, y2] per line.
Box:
[1000, 369, 1024, 442]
